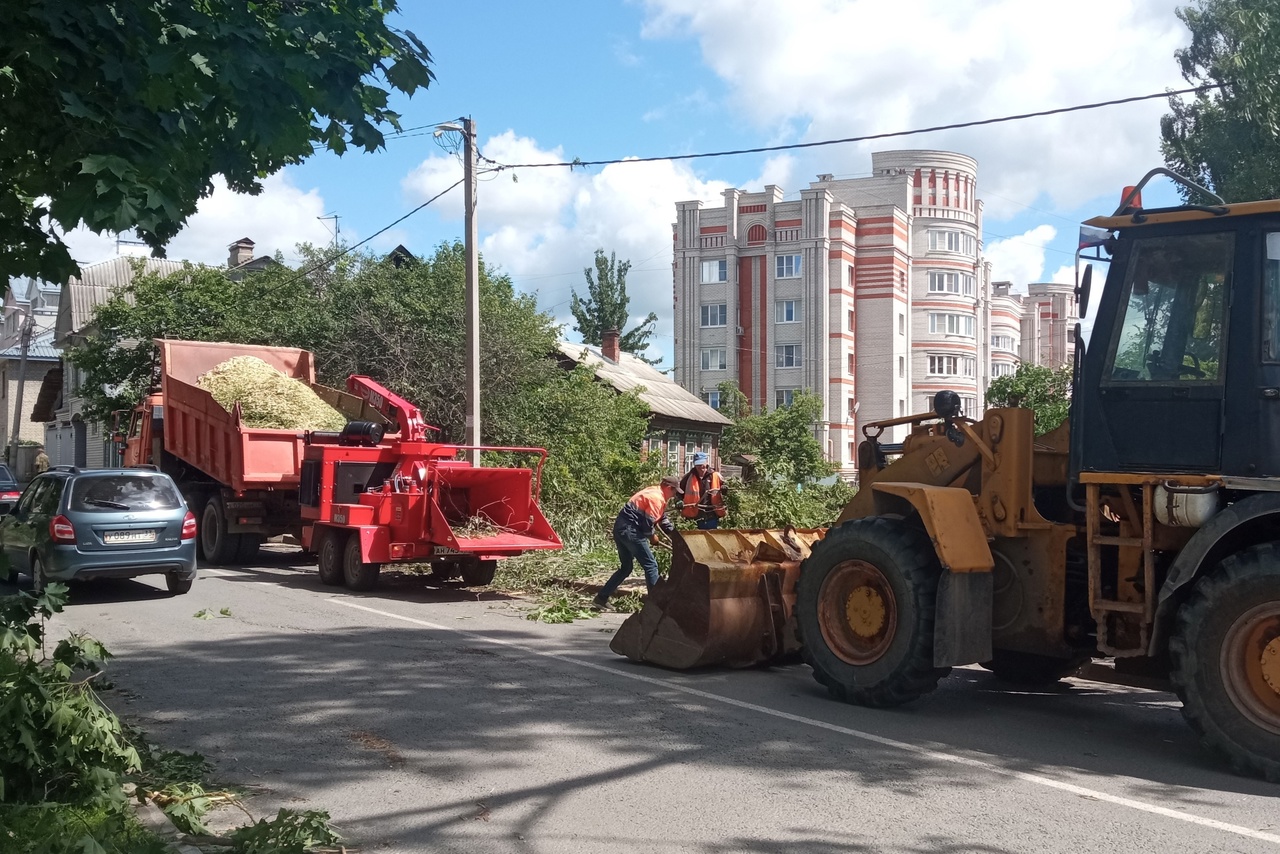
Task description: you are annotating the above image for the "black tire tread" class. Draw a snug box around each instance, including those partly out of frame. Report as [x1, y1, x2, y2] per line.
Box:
[796, 516, 949, 708]
[343, 535, 380, 592]
[1168, 542, 1280, 783]
[315, 528, 345, 586]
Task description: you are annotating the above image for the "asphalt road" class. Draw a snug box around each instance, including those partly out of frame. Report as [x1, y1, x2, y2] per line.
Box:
[9, 547, 1279, 853]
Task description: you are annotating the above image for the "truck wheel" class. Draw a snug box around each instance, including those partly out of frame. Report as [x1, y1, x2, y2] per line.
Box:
[796, 517, 949, 707]
[200, 497, 242, 565]
[315, 528, 345, 586]
[1170, 543, 1280, 782]
[343, 534, 381, 592]
[980, 650, 1086, 685]
[235, 534, 263, 564]
[460, 558, 497, 587]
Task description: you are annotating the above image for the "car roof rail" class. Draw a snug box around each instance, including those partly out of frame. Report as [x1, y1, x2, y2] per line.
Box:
[127, 464, 160, 471]
[50, 465, 80, 473]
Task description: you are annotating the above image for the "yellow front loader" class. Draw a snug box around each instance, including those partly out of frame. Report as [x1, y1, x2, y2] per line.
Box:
[612, 170, 1280, 781]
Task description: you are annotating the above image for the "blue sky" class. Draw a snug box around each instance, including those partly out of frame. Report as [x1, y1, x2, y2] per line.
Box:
[65, 0, 1197, 364]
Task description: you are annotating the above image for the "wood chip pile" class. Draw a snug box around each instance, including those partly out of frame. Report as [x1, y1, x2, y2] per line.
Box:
[198, 356, 348, 430]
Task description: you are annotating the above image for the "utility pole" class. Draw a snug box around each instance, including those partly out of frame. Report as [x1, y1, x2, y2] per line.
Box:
[8, 312, 33, 470]
[462, 116, 480, 464]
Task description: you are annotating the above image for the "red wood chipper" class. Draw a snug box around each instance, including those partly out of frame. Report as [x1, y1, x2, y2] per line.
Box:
[299, 374, 562, 591]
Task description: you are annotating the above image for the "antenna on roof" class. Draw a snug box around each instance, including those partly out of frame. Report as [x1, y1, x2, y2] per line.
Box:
[318, 213, 340, 249]
[114, 233, 148, 257]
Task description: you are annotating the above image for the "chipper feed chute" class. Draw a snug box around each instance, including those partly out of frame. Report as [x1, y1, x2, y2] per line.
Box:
[610, 528, 825, 669]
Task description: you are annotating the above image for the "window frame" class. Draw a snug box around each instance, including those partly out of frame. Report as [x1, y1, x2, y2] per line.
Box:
[775, 299, 800, 323]
[775, 254, 802, 279]
[775, 344, 803, 368]
[700, 303, 728, 328]
[700, 348, 727, 371]
[700, 259, 728, 284]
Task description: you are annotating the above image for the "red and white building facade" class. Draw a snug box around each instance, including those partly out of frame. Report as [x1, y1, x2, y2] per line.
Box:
[672, 149, 1076, 480]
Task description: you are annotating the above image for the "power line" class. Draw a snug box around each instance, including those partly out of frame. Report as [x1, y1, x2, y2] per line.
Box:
[485, 84, 1220, 171]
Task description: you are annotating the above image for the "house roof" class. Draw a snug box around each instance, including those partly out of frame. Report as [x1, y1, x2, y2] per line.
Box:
[56, 256, 188, 343]
[0, 328, 59, 360]
[556, 341, 732, 426]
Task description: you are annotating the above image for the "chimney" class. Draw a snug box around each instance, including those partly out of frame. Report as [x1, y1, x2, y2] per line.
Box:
[228, 237, 255, 268]
[601, 328, 621, 362]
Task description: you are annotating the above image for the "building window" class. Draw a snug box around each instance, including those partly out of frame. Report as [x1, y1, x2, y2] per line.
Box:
[928, 354, 960, 376]
[701, 259, 727, 283]
[928, 229, 976, 255]
[899, 399, 905, 416]
[775, 388, 796, 408]
[899, 313, 905, 335]
[928, 312, 975, 337]
[848, 310, 855, 332]
[776, 254, 802, 279]
[847, 353, 855, 375]
[963, 356, 976, 377]
[847, 397, 856, 420]
[700, 348, 727, 370]
[898, 356, 905, 377]
[775, 299, 800, 323]
[961, 395, 978, 417]
[702, 390, 721, 409]
[849, 441, 857, 461]
[991, 334, 1017, 352]
[700, 303, 727, 327]
[776, 344, 802, 368]
[992, 362, 1015, 377]
[667, 439, 678, 467]
[927, 271, 975, 296]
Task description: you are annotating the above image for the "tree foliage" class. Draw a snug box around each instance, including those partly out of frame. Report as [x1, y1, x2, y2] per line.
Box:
[716, 382, 834, 484]
[68, 243, 659, 540]
[984, 363, 1073, 435]
[569, 249, 659, 363]
[1161, 0, 1280, 202]
[0, 1, 433, 283]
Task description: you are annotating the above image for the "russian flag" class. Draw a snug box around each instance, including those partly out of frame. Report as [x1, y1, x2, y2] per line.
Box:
[1079, 225, 1111, 249]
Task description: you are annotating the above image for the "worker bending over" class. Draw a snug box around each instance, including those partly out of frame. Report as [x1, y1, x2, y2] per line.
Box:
[593, 476, 682, 609]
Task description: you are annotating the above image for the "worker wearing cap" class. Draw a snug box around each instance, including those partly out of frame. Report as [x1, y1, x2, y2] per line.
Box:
[593, 475, 682, 609]
[33, 444, 49, 474]
[679, 451, 726, 530]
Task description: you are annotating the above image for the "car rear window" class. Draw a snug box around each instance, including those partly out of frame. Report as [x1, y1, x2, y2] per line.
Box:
[69, 475, 183, 512]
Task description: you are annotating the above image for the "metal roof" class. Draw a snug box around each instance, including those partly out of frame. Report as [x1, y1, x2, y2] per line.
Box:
[556, 341, 732, 427]
[0, 328, 59, 360]
[56, 257, 188, 343]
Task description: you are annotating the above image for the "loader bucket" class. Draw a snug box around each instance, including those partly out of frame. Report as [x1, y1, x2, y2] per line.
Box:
[610, 527, 825, 669]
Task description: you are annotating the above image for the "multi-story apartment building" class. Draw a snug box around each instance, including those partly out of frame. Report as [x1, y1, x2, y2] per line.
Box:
[673, 149, 1077, 480]
[673, 150, 988, 477]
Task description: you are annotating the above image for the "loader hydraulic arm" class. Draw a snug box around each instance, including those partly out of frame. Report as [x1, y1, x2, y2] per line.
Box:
[346, 375, 437, 442]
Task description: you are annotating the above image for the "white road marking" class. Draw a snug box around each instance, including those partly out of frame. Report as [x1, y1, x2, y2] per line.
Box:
[332, 597, 1280, 846]
[199, 568, 241, 577]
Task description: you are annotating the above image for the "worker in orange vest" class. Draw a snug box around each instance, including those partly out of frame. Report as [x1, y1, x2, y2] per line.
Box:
[679, 452, 726, 530]
[593, 475, 682, 609]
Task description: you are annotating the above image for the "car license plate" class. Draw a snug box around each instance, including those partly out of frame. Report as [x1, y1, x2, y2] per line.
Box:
[433, 546, 460, 555]
[103, 530, 157, 545]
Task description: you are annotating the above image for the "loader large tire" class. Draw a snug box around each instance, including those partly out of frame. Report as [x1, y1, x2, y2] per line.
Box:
[796, 517, 949, 707]
[1170, 543, 1280, 782]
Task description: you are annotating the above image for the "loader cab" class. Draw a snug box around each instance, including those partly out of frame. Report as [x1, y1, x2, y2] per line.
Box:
[1071, 197, 1280, 477]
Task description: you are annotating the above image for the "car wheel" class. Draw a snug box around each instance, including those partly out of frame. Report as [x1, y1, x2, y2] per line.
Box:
[342, 534, 380, 592]
[30, 554, 47, 594]
[166, 573, 194, 595]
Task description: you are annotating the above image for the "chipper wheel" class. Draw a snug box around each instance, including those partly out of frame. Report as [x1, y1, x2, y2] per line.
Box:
[315, 527, 345, 586]
[796, 517, 949, 707]
[1170, 543, 1280, 782]
[342, 534, 381, 592]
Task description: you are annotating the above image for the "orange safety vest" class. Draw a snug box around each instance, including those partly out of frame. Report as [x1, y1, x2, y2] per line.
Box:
[681, 469, 726, 519]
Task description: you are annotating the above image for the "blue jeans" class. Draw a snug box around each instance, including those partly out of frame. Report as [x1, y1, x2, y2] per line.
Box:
[596, 535, 660, 602]
[696, 516, 719, 530]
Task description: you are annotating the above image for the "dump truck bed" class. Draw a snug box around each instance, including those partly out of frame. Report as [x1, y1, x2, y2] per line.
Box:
[157, 339, 316, 492]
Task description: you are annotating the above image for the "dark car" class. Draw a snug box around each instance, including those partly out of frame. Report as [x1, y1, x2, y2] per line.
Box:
[0, 463, 20, 509]
[0, 467, 198, 594]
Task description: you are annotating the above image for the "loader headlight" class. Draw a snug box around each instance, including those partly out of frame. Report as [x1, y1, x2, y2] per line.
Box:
[933, 390, 962, 419]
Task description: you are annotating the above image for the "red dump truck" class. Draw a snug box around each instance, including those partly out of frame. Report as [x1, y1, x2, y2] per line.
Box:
[118, 339, 561, 588]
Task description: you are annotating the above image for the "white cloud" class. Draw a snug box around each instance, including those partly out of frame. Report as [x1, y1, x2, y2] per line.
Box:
[985, 224, 1057, 288]
[61, 173, 331, 269]
[640, 0, 1188, 219]
[403, 134, 740, 361]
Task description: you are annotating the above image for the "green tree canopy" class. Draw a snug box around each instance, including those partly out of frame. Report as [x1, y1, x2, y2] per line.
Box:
[0, 1, 433, 284]
[984, 364, 1072, 435]
[716, 382, 834, 483]
[1161, 0, 1280, 202]
[569, 249, 659, 363]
